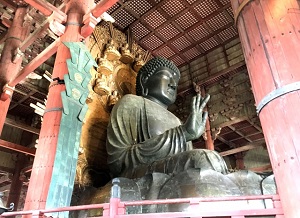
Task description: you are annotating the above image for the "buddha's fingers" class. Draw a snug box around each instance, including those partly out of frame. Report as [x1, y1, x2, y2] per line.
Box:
[191, 94, 197, 111]
[199, 94, 210, 112]
[195, 94, 201, 110]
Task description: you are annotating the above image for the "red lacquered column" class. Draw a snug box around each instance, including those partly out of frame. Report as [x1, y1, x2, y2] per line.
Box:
[0, 7, 30, 134]
[23, 0, 94, 212]
[230, 0, 300, 217]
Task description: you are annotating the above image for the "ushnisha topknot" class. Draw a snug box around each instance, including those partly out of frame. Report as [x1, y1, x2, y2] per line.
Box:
[136, 56, 180, 96]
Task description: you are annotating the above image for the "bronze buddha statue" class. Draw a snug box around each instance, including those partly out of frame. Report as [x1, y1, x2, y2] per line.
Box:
[78, 57, 276, 216]
[106, 57, 227, 178]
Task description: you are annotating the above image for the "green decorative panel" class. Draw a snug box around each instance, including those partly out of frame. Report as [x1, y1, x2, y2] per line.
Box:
[45, 42, 97, 217]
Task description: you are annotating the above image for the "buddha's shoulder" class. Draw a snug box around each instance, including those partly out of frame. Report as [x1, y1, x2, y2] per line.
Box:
[116, 94, 144, 108]
[120, 94, 143, 102]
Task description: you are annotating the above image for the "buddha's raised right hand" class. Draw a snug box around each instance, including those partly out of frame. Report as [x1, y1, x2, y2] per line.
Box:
[182, 94, 210, 142]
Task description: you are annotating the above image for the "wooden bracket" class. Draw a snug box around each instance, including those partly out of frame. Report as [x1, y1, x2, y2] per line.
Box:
[81, 13, 101, 38]
[0, 84, 14, 101]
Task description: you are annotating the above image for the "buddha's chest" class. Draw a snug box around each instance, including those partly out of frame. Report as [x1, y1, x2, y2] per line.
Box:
[145, 104, 182, 136]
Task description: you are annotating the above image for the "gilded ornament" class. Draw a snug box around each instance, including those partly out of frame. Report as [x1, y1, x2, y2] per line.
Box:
[133, 51, 151, 72]
[93, 76, 111, 96]
[107, 90, 120, 110]
[133, 54, 145, 72]
[120, 44, 134, 64]
[97, 58, 113, 75]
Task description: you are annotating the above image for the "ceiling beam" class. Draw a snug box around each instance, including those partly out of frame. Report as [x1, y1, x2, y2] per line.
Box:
[249, 164, 272, 173]
[219, 142, 263, 156]
[0, 140, 36, 156]
[23, 0, 66, 18]
[216, 117, 249, 129]
[91, 0, 119, 18]
[178, 61, 246, 96]
[19, 19, 51, 52]
[227, 125, 253, 143]
[0, 166, 14, 174]
[21, 165, 32, 174]
[0, 174, 10, 184]
[0, 183, 11, 192]
[8, 90, 37, 111]
[9, 38, 60, 87]
[5, 117, 40, 135]
[20, 81, 48, 96]
[217, 135, 236, 148]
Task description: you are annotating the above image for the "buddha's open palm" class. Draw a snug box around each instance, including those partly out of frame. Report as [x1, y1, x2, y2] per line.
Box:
[182, 94, 210, 142]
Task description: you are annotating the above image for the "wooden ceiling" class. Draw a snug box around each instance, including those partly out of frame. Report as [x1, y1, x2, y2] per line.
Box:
[108, 0, 238, 66]
[0, 0, 240, 120]
[0, 0, 269, 194]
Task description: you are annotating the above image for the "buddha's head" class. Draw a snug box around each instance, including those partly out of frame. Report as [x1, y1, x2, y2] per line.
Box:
[136, 57, 180, 107]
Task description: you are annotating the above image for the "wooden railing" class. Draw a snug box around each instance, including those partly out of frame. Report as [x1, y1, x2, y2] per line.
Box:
[0, 194, 284, 218]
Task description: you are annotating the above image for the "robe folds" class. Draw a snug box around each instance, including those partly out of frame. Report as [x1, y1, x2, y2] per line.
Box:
[106, 94, 227, 177]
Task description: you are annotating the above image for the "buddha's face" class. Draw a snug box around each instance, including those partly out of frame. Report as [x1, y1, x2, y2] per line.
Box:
[144, 66, 180, 107]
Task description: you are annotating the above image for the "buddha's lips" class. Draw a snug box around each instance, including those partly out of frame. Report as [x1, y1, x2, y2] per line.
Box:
[167, 88, 175, 95]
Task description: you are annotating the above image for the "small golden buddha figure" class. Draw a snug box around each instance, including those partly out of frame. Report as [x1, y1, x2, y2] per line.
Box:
[107, 90, 120, 110]
[133, 54, 145, 72]
[104, 39, 121, 61]
[97, 57, 114, 76]
[120, 43, 134, 64]
[93, 74, 111, 96]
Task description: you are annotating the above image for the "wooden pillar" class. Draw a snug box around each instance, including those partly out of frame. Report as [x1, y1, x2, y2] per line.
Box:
[23, 0, 94, 211]
[0, 7, 30, 134]
[230, 0, 300, 217]
[7, 132, 32, 214]
[6, 154, 27, 214]
[234, 153, 245, 170]
[201, 87, 214, 150]
[204, 119, 214, 150]
[0, 97, 11, 135]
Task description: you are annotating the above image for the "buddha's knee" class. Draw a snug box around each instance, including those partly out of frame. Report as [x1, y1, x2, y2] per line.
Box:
[182, 149, 228, 174]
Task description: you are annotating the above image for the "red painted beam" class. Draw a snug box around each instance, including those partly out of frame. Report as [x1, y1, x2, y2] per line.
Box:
[23, 0, 66, 19]
[0, 97, 11, 133]
[19, 20, 50, 52]
[81, 0, 118, 38]
[0, 139, 35, 156]
[9, 38, 60, 87]
[219, 143, 262, 156]
[2, 18, 12, 28]
[91, 0, 118, 18]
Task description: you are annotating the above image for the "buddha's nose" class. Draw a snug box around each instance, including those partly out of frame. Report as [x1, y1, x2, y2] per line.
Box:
[169, 78, 177, 89]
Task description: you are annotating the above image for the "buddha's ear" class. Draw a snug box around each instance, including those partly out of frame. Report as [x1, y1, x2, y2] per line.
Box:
[140, 75, 148, 97]
[141, 75, 148, 84]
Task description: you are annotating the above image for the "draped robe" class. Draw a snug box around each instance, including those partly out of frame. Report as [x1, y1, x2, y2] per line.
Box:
[106, 94, 227, 177]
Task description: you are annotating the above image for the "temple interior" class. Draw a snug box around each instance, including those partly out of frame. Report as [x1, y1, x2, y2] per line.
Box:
[0, 0, 299, 217]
